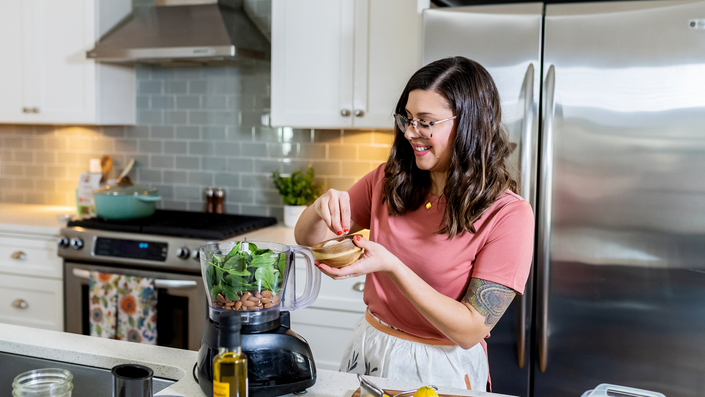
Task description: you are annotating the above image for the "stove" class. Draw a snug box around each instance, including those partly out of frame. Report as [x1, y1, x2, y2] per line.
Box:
[58, 210, 277, 273]
[58, 210, 277, 350]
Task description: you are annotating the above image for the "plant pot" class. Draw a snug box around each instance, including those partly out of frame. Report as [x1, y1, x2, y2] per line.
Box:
[93, 185, 162, 220]
[283, 205, 307, 228]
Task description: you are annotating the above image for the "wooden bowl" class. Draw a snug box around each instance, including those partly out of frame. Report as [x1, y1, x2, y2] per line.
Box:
[311, 234, 363, 268]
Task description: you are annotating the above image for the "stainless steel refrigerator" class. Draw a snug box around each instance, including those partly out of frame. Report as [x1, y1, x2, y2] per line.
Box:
[423, 1, 705, 396]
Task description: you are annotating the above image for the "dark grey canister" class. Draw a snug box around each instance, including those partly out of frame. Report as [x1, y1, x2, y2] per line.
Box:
[111, 364, 154, 397]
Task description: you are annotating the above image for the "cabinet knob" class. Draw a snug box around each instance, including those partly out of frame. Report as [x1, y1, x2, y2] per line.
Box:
[22, 107, 31, 113]
[354, 109, 365, 117]
[340, 109, 351, 117]
[32, 107, 40, 113]
[11, 251, 27, 261]
[12, 299, 29, 310]
[352, 282, 365, 292]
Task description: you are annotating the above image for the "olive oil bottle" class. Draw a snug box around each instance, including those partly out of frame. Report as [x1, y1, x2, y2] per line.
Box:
[213, 312, 248, 397]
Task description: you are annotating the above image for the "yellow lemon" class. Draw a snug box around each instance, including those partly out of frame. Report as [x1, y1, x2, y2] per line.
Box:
[413, 386, 438, 397]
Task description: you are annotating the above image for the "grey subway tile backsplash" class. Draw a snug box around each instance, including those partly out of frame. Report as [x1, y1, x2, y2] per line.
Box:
[0, 61, 393, 219]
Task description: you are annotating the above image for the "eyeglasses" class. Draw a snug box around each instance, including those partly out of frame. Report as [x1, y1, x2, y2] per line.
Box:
[394, 113, 457, 140]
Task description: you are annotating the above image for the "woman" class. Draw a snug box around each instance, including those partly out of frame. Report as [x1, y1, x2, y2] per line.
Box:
[294, 57, 534, 391]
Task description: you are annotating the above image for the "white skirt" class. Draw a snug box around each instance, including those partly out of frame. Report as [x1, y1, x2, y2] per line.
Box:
[338, 312, 488, 391]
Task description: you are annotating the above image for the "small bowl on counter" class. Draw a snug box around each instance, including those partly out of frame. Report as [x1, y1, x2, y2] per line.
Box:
[311, 234, 363, 268]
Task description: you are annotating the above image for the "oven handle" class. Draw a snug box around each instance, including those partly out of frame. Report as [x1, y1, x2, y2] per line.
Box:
[71, 268, 198, 289]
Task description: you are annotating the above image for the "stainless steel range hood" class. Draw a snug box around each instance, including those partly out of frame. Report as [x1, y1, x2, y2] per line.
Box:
[87, 0, 270, 66]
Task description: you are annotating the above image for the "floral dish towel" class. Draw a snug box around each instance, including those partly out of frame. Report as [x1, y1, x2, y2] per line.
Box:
[116, 275, 158, 345]
[88, 272, 158, 345]
[89, 271, 119, 339]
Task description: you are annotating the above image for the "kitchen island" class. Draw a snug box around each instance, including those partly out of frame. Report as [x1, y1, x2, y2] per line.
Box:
[0, 323, 510, 397]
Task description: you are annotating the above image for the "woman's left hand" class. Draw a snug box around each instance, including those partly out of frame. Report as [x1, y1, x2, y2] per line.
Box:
[315, 235, 401, 280]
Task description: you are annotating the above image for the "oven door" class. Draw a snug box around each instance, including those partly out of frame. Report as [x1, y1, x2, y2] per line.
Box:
[64, 261, 206, 351]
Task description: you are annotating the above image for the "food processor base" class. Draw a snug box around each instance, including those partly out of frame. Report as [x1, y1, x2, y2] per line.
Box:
[196, 311, 317, 397]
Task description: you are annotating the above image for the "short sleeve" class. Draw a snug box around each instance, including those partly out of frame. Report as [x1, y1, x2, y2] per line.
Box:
[347, 164, 385, 230]
[470, 199, 535, 295]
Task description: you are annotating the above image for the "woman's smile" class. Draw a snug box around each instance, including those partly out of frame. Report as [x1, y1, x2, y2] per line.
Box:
[413, 144, 432, 156]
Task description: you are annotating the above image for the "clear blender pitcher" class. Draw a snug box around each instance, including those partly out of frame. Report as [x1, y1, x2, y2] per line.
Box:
[199, 239, 321, 328]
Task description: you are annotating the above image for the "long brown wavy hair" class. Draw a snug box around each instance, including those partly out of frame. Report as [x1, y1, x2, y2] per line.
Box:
[382, 56, 517, 238]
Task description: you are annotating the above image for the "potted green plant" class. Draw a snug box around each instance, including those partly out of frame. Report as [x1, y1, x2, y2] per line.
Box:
[272, 165, 321, 227]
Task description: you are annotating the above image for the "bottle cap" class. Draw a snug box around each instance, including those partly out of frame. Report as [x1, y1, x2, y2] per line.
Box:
[89, 158, 102, 173]
[218, 311, 242, 348]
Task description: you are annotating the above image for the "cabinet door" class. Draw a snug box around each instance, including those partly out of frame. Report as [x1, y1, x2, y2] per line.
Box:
[0, 1, 25, 120]
[0, 274, 64, 331]
[289, 307, 361, 371]
[271, 0, 355, 128]
[353, 0, 427, 129]
[0, 233, 62, 279]
[31, 0, 97, 124]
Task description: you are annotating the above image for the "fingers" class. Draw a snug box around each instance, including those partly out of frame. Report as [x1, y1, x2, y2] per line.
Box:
[315, 260, 356, 280]
[351, 234, 364, 247]
[315, 194, 333, 230]
[327, 196, 343, 235]
[339, 193, 351, 235]
[317, 189, 351, 236]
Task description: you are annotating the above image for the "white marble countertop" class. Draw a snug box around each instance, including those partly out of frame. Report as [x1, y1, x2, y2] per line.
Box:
[0, 323, 509, 397]
[0, 203, 76, 235]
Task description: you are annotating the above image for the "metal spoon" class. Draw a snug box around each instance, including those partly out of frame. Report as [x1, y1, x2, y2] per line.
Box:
[390, 385, 439, 397]
[358, 374, 438, 397]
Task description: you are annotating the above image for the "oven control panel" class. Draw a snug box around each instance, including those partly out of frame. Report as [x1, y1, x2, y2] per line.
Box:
[57, 228, 209, 273]
[94, 237, 168, 262]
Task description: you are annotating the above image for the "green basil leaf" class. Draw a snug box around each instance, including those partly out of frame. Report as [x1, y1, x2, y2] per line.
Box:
[221, 284, 239, 301]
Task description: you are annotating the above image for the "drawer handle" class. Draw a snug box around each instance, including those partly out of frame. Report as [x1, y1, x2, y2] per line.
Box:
[12, 299, 29, 309]
[72, 268, 198, 289]
[352, 282, 365, 292]
[12, 251, 27, 260]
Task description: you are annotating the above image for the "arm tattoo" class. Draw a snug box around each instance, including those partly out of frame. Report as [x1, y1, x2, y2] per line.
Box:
[462, 278, 516, 328]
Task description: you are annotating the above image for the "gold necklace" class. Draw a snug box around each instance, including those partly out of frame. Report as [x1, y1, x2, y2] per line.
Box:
[425, 194, 442, 210]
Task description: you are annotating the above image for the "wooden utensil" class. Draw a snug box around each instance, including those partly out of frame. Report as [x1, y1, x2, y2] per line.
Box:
[99, 155, 113, 184]
[116, 158, 135, 187]
[311, 234, 363, 268]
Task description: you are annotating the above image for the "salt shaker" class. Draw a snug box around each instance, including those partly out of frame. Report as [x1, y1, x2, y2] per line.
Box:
[204, 186, 215, 213]
[214, 187, 225, 214]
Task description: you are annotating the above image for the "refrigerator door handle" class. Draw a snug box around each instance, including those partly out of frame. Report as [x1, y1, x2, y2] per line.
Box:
[516, 62, 535, 369]
[538, 64, 556, 373]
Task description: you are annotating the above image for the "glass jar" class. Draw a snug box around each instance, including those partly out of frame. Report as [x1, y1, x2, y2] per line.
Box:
[12, 368, 73, 397]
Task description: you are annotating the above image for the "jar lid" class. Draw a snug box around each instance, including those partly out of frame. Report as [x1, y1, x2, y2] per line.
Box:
[93, 185, 159, 196]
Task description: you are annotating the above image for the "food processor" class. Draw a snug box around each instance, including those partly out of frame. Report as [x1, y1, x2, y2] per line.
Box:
[195, 239, 321, 397]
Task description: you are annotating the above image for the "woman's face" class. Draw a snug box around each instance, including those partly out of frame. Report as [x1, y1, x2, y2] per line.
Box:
[403, 89, 456, 173]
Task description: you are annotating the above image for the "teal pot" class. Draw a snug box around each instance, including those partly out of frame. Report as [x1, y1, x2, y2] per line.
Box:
[93, 185, 162, 220]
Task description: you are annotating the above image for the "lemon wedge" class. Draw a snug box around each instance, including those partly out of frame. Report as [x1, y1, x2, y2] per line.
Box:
[413, 386, 439, 397]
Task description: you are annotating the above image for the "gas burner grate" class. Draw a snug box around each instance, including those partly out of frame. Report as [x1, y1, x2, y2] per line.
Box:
[67, 210, 277, 240]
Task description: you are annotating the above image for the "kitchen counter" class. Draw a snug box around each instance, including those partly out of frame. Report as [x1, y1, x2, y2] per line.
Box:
[0, 203, 76, 235]
[0, 323, 509, 397]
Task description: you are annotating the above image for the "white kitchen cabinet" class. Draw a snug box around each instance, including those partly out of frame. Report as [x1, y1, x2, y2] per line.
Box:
[271, 0, 429, 129]
[0, 274, 64, 331]
[0, 229, 64, 331]
[0, 0, 134, 125]
[0, 232, 63, 279]
[290, 256, 366, 370]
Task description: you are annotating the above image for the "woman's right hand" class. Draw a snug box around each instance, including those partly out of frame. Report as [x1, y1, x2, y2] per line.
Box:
[311, 189, 351, 236]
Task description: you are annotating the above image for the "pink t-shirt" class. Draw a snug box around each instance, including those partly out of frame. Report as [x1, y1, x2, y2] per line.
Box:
[348, 163, 534, 343]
